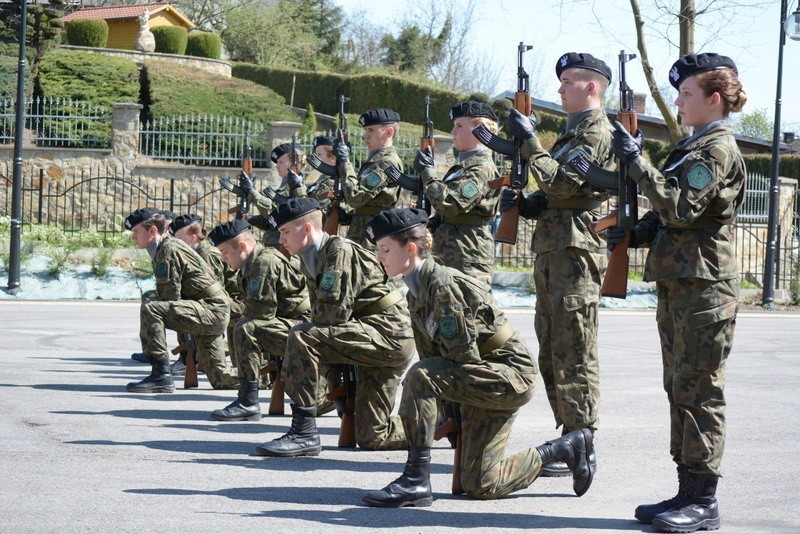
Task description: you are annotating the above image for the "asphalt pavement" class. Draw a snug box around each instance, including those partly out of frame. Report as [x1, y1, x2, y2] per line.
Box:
[0, 302, 797, 533]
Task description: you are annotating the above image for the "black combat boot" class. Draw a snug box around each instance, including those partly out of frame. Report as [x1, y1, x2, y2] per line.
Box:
[635, 464, 690, 523]
[362, 447, 434, 508]
[211, 378, 261, 421]
[255, 404, 321, 457]
[541, 426, 598, 477]
[651, 472, 720, 533]
[126, 358, 175, 393]
[535, 429, 595, 496]
[130, 352, 149, 364]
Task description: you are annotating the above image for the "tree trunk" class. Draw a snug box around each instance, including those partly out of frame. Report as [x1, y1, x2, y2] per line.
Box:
[679, 0, 696, 56]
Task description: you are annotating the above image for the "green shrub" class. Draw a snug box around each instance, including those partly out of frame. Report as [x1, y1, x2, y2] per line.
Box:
[91, 247, 113, 277]
[186, 31, 221, 59]
[65, 19, 108, 48]
[300, 103, 316, 136]
[742, 154, 800, 181]
[152, 26, 188, 55]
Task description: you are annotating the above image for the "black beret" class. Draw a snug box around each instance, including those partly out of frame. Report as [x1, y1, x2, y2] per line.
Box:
[169, 214, 202, 235]
[124, 207, 161, 230]
[449, 100, 498, 122]
[359, 108, 401, 127]
[555, 52, 612, 82]
[313, 135, 334, 149]
[208, 219, 251, 246]
[365, 208, 428, 244]
[669, 53, 737, 89]
[270, 143, 292, 163]
[268, 197, 321, 229]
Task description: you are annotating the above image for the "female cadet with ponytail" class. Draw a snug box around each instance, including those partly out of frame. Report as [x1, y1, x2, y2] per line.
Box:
[361, 208, 595, 507]
[609, 53, 747, 533]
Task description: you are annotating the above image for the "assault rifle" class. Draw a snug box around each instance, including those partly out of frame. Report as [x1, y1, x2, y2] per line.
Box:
[566, 50, 639, 298]
[385, 95, 436, 213]
[326, 364, 357, 448]
[472, 42, 533, 245]
[289, 134, 303, 179]
[219, 143, 253, 220]
[171, 333, 197, 389]
[260, 357, 285, 415]
[308, 95, 350, 235]
[434, 401, 464, 495]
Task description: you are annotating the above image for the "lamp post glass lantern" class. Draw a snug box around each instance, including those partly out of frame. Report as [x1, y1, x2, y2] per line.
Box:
[785, 5, 800, 40]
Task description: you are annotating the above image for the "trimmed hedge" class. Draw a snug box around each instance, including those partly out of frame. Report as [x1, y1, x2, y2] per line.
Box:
[233, 63, 465, 128]
[65, 19, 108, 48]
[743, 154, 800, 180]
[152, 26, 187, 55]
[186, 31, 221, 60]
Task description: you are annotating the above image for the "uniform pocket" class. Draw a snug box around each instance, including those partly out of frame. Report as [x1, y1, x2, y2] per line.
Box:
[682, 299, 738, 372]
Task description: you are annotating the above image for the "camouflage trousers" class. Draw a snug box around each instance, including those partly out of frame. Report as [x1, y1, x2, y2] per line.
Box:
[534, 247, 605, 432]
[446, 259, 493, 287]
[283, 320, 414, 450]
[400, 357, 542, 499]
[657, 277, 738, 477]
[232, 316, 302, 381]
[140, 297, 237, 389]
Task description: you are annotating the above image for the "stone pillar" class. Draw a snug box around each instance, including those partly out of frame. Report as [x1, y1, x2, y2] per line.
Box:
[633, 92, 647, 114]
[432, 134, 454, 174]
[111, 103, 143, 170]
[778, 176, 798, 252]
[268, 121, 302, 150]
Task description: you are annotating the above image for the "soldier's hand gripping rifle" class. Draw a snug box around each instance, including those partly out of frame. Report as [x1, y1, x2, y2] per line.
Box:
[472, 42, 533, 245]
[287, 134, 305, 193]
[566, 50, 639, 299]
[220, 143, 253, 220]
[385, 95, 436, 213]
[308, 95, 350, 235]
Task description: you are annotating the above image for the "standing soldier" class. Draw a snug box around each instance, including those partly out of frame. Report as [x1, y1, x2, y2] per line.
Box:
[207, 219, 311, 422]
[124, 208, 232, 393]
[415, 100, 501, 285]
[361, 208, 595, 507]
[169, 214, 243, 381]
[240, 142, 307, 248]
[608, 53, 746, 533]
[334, 108, 404, 247]
[500, 52, 614, 475]
[256, 198, 414, 457]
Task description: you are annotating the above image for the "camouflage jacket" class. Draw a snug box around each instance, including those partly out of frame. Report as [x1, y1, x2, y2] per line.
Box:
[299, 233, 412, 340]
[522, 107, 613, 254]
[249, 181, 307, 247]
[237, 243, 310, 321]
[407, 258, 537, 385]
[423, 149, 500, 267]
[341, 146, 403, 246]
[153, 235, 228, 309]
[630, 121, 746, 282]
[196, 239, 244, 318]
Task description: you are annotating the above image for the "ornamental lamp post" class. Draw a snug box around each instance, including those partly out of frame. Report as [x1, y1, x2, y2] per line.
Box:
[761, 0, 800, 308]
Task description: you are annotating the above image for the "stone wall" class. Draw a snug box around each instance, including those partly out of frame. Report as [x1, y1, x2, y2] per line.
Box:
[59, 45, 232, 78]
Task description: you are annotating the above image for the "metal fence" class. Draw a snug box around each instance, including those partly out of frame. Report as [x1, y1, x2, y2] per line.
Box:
[0, 97, 111, 149]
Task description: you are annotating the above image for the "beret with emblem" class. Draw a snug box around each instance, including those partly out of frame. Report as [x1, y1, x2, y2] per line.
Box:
[449, 100, 498, 122]
[169, 214, 202, 235]
[365, 208, 428, 244]
[124, 207, 161, 230]
[555, 52, 612, 82]
[209, 219, 252, 246]
[268, 197, 321, 229]
[270, 143, 294, 163]
[668, 53, 737, 89]
[313, 135, 334, 149]
[359, 108, 401, 127]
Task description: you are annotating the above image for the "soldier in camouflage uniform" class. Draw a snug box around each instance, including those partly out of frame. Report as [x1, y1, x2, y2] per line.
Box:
[334, 108, 404, 248]
[414, 101, 501, 285]
[501, 52, 614, 476]
[609, 53, 746, 534]
[205, 219, 311, 422]
[169, 214, 243, 378]
[240, 142, 307, 248]
[124, 208, 232, 393]
[255, 198, 414, 457]
[361, 208, 595, 507]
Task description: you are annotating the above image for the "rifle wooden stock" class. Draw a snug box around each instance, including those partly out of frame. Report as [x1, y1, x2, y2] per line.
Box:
[591, 211, 630, 299]
[434, 417, 464, 495]
[261, 360, 285, 415]
[421, 138, 435, 153]
[323, 199, 341, 236]
[487, 174, 512, 190]
[171, 337, 198, 389]
[227, 205, 241, 215]
[494, 200, 521, 245]
[514, 92, 532, 117]
[618, 111, 638, 138]
[326, 377, 356, 448]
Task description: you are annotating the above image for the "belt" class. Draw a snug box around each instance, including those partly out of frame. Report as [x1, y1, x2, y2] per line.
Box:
[354, 206, 385, 217]
[478, 321, 514, 356]
[443, 214, 494, 226]
[198, 281, 223, 299]
[547, 198, 602, 210]
[354, 290, 403, 318]
[287, 297, 311, 318]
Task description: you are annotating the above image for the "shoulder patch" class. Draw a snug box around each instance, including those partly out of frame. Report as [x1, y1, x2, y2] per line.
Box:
[155, 262, 168, 279]
[460, 182, 480, 199]
[439, 315, 459, 339]
[365, 172, 382, 188]
[320, 271, 337, 290]
[248, 276, 262, 295]
[686, 164, 713, 190]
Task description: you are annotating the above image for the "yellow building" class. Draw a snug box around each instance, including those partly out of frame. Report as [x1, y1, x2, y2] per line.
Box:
[62, 3, 196, 51]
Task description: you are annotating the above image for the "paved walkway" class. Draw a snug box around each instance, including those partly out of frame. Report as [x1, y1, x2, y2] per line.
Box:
[0, 302, 797, 533]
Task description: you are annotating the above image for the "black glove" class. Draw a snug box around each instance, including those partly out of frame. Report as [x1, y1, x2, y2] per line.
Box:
[606, 224, 646, 251]
[611, 120, 642, 165]
[238, 171, 254, 195]
[333, 139, 350, 165]
[427, 213, 443, 232]
[499, 187, 521, 213]
[506, 108, 537, 140]
[413, 147, 434, 174]
[332, 205, 352, 226]
[287, 170, 303, 190]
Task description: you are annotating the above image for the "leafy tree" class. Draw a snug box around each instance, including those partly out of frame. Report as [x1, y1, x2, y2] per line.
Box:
[736, 108, 774, 141]
[300, 102, 316, 136]
[381, 24, 448, 74]
[0, 0, 65, 86]
[299, 0, 344, 58]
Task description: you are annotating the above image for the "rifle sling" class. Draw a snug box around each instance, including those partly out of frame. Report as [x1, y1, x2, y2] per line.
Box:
[354, 290, 403, 319]
[547, 198, 602, 210]
[442, 214, 494, 226]
[197, 281, 223, 299]
[479, 321, 514, 356]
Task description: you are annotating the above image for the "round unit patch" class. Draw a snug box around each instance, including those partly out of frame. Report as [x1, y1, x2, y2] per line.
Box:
[686, 164, 713, 190]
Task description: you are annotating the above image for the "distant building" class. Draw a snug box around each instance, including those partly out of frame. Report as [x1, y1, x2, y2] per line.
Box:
[62, 3, 195, 51]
